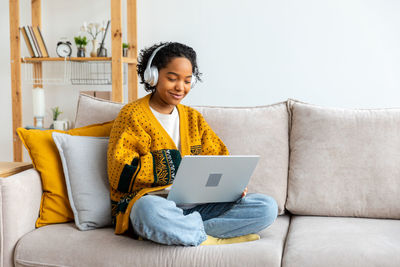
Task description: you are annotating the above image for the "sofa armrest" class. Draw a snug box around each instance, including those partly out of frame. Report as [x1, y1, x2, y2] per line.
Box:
[0, 168, 42, 267]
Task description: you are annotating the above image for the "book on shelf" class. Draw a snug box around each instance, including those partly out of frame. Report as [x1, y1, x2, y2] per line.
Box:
[20, 25, 49, 58]
[28, 26, 42, 57]
[23, 25, 39, 57]
[36, 27, 49, 57]
[20, 27, 35, 57]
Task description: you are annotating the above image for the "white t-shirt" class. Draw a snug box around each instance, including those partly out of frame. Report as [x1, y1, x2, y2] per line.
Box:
[150, 106, 180, 150]
[149, 106, 198, 209]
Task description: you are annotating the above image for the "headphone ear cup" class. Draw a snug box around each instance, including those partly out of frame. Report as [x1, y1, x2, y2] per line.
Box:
[144, 66, 159, 86]
[143, 67, 151, 84]
[149, 66, 159, 86]
[191, 75, 197, 88]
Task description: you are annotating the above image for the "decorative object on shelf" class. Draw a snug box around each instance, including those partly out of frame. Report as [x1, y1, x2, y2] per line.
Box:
[123, 43, 129, 57]
[90, 39, 98, 57]
[49, 106, 62, 129]
[53, 120, 70, 131]
[80, 21, 106, 57]
[97, 20, 110, 57]
[56, 41, 72, 57]
[77, 48, 85, 58]
[50, 107, 69, 130]
[32, 88, 45, 128]
[97, 45, 107, 57]
[74, 36, 88, 57]
[52, 106, 63, 120]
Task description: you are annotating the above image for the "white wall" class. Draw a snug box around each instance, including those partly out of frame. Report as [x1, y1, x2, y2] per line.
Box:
[1, 0, 400, 161]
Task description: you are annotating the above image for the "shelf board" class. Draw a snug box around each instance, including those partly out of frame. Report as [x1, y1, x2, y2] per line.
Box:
[21, 57, 137, 64]
[22, 57, 111, 62]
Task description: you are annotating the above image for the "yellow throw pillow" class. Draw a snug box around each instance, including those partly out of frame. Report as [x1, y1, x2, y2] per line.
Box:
[17, 121, 114, 228]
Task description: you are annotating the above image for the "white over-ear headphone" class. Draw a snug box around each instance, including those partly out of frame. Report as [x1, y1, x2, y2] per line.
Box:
[143, 44, 197, 87]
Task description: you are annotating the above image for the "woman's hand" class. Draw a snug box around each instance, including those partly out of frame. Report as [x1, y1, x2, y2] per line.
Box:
[241, 187, 248, 198]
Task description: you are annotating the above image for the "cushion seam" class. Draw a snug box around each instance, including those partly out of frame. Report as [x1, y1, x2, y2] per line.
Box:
[15, 258, 70, 267]
[280, 215, 294, 267]
[285, 100, 294, 213]
[192, 100, 287, 110]
[288, 98, 400, 111]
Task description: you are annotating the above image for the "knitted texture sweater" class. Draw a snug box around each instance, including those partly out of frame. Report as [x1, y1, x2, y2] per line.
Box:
[107, 94, 229, 234]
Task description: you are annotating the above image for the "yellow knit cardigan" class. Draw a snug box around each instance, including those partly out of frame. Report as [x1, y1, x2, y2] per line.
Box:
[107, 94, 229, 234]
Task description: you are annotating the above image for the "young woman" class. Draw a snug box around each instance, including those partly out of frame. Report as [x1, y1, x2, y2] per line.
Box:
[107, 42, 278, 246]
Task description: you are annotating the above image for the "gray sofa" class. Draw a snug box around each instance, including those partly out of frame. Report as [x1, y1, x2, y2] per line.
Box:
[1, 94, 400, 267]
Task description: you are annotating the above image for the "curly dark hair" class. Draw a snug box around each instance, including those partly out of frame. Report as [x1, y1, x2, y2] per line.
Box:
[137, 42, 202, 93]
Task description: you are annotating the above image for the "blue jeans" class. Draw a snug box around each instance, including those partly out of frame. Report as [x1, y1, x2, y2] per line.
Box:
[129, 193, 278, 246]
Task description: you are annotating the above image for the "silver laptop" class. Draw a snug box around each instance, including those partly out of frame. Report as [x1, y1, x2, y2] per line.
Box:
[165, 155, 260, 205]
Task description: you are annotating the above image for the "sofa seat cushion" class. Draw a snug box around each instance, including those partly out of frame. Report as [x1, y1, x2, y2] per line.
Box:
[282, 216, 400, 267]
[15, 215, 290, 267]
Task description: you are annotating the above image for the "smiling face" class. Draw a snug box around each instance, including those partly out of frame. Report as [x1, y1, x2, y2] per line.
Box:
[149, 57, 193, 114]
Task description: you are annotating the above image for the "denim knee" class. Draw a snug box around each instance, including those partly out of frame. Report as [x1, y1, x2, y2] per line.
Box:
[246, 193, 278, 230]
[130, 195, 206, 246]
[130, 195, 176, 227]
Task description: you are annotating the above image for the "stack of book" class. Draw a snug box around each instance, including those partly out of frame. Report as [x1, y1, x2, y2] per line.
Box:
[20, 26, 49, 58]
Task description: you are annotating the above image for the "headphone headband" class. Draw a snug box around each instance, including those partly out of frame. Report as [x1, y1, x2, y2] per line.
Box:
[145, 44, 167, 74]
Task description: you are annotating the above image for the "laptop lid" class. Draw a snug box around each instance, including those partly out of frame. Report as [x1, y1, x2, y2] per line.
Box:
[167, 155, 259, 205]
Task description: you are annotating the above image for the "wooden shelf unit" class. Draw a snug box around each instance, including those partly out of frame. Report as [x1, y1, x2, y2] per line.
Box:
[9, 0, 138, 162]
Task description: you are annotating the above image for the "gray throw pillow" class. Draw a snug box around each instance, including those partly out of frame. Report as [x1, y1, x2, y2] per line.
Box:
[52, 132, 111, 230]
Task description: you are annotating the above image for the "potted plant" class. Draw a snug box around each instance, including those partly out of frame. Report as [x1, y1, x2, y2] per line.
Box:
[123, 43, 129, 57]
[52, 106, 62, 121]
[49, 106, 63, 129]
[74, 36, 88, 57]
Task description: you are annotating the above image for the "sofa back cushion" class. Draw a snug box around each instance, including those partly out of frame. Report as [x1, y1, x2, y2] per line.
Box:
[194, 103, 289, 215]
[75, 93, 124, 128]
[286, 99, 400, 219]
[75, 96, 290, 215]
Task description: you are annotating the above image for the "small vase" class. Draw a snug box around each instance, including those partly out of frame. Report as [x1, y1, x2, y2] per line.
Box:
[97, 47, 107, 57]
[123, 47, 128, 57]
[77, 47, 85, 57]
[90, 39, 98, 57]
